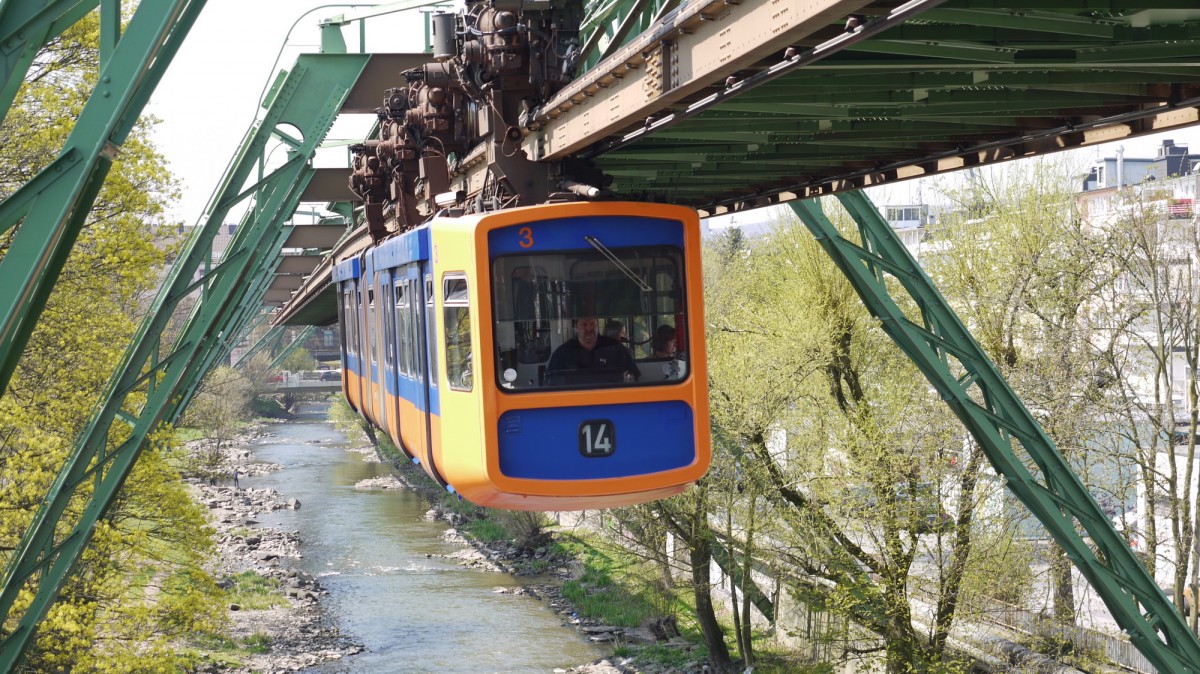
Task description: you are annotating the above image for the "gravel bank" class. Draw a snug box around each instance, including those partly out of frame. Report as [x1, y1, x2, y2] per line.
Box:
[184, 425, 710, 674]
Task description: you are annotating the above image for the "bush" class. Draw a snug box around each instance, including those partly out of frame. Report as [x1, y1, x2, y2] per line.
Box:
[494, 510, 551, 550]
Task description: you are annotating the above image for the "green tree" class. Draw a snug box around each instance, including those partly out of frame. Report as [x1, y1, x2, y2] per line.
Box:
[927, 158, 1119, 626]
[703, 208, 1028, 673]
[1099, 185, 1200, 622]
[278, 341, 318, 373]
[0, 14, 225, 671]
[180, 365, 253, 478]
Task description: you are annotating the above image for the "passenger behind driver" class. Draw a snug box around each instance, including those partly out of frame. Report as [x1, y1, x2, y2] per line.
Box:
[650, 324, 686, 380]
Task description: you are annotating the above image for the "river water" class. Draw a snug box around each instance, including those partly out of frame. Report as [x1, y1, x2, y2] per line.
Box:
[245, 405, 609, 673]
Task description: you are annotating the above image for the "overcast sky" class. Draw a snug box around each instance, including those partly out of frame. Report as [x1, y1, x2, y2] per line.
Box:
[145, 2, 1200, 229]
[147, 1, 431, 227]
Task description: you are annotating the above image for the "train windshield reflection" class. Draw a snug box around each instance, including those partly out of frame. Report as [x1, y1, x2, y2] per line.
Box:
[491, 246, 688, 391]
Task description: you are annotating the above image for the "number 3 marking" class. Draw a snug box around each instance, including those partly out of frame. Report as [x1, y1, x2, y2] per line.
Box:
[518, 227, 534, 248]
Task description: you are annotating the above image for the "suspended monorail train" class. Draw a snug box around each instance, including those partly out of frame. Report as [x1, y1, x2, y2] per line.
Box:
[333, 201, 711, 510]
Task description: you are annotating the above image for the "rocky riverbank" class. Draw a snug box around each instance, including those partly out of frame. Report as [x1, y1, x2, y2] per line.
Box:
[184, 422, 709, 674]
[183, 428, 363, 673]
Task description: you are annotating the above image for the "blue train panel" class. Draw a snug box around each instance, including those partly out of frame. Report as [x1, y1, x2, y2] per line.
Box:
[487, 215, 685, 254]
[333, 257, 361, 282]
[496, 402, 696, 480]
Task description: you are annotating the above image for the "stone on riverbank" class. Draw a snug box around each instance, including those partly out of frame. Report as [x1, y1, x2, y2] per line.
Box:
[185, 427, 361, 673]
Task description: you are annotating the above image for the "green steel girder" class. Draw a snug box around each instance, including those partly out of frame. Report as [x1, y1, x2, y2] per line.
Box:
[579, 0, 675, 71]
[235, 325, 286, 371]
[755, 69, 1200, 92]
[920, 8, 1121, 37]
[880, 22, 1200, 43]
[789, 191, 1200, 674]
[846, 39, 1019, 63]
[266, 325, 316, 373]
[0, 0, 98, 119]
[0, 52, 369, 669]
[732, 87, 1153, 108]
[1076, 40, 1200, 63]
[0, 0, 204, 398]
[166, 164, 334, 424]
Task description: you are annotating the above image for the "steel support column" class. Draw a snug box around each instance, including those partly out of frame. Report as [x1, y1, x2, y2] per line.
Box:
[0, 52, 369, 670]
[0, 0, 205, 397]
[234, 325, 286, 371]
[0, 0, 97, 118]
[266, 325, 317, 372]
[789, 191, 1200, 674]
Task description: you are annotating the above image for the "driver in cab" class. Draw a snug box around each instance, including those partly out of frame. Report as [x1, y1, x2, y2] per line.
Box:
[547, 317, 640, 382]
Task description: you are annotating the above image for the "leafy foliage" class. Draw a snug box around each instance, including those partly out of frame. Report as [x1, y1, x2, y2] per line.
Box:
[0, 15, 224, 672]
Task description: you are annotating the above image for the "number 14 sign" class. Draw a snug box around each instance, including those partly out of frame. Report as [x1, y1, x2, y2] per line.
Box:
[579, 420, 615, 458]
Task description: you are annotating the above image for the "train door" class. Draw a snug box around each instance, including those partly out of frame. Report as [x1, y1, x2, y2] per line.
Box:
[360, 263, 376, 425]
[389, 270, 414, 458]
[355, 280, 369, 415]
[422, 271, 441, 480]
[339, 280, 361, 412]
[380, 269, 399, 440]
[397, 264, 431, 467]
[372, 268, 389, 433]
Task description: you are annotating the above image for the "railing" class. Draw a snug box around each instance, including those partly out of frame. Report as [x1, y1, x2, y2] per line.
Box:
[979, 599, 1156, 673]
[1168, 201, 1193, 219]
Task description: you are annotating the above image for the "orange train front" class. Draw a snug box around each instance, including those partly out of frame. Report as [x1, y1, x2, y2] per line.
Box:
[334, 201, 710, 510]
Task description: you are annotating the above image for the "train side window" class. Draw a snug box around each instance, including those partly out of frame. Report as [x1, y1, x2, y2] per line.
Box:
[443, 274, 472, 391]
[408, 278, 421, 381]
[426, 276, 437, 388]
[367, 285, 377, 366]
[342, 287, 355, 357]
[383, 281, 396, 371]
[395, 281, 409, 377]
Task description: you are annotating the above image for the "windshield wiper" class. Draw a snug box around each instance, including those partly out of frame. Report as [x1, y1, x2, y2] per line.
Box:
[584, 236, 652, 292]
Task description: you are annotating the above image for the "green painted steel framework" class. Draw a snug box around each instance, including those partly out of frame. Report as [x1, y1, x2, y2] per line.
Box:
[3, 0, 1200, 671]
[0, 0, 370, 659]
[792, 192, 1200, 674]
[0, 0, 206, 400]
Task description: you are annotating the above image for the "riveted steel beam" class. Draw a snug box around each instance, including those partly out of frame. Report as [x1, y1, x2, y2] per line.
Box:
[0, 0, 204, 398]
[790, 190, 1200, 674]
[0, 51, 370, 670]
[524, 0, 880, 160]
[0, 0, 97, 119]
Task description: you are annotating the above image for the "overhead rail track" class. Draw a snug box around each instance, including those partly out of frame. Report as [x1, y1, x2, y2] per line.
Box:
[532, 0, 1200, 214]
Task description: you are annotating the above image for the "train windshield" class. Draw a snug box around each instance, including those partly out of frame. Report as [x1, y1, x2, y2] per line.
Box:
[492, 245, 687, 391]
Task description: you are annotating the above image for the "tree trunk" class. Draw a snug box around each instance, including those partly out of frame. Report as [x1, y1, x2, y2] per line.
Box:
[932, 444, 983, 653]
[1050, 545, 1076, 624]
[740, 491, 757, 665]
[691, 534, 735, 674]
[688, 485, 735, 674]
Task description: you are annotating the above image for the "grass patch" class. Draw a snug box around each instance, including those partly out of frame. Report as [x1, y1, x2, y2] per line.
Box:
[616, 643, 703, 669]
[464, 519, 510, 542]
[558, 534, 674, 628]
[183, 631, 273, 667]
[174, 427, 206, 443]
[226, 571, 283, 610]
[376, 434, 405, 463]
[241, 632, 272, 654]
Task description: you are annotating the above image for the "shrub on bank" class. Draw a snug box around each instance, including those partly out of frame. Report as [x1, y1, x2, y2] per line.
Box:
[226, 571, 284, 610]
[252, 396, 289, 418]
